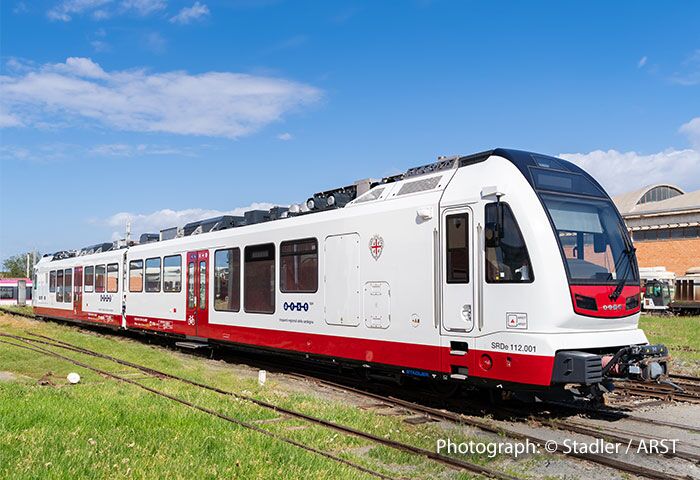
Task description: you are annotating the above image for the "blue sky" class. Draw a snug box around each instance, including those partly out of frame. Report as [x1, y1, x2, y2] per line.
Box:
[1, 0, 699, 260]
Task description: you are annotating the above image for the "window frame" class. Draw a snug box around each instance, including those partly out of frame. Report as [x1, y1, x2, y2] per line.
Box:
[106, 263, 119, 293]
[56, 269, 64, 302]
[129, 260, 144, 293]
[244, 243, 276, 314]
[84, 265, 94, 293]
[162, 255, 182, 293]
[279, 238, 318, 293]
[214, 247, 241, 312]
[445, 214, 470, 284]
[145, 257, 161, 293]
[484, 202, 535, 284]
[64, 268, 73, 303]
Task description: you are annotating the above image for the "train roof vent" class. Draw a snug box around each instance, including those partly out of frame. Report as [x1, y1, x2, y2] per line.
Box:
[354, 186, 385, 203]
[183, 215, 242, 236]
[160, 227, 181, 241]
[139, 233, 159, 244]
[397, 175, 441, 196]
[77, 243, 114, 256]
[52, 250, 77, 260]
[404, 156, 458, 178]
[243, 210, 271, 225]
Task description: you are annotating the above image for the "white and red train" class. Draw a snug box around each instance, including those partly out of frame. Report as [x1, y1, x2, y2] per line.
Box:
[0, 278, 32, 305]
[32, 149, 668, 401]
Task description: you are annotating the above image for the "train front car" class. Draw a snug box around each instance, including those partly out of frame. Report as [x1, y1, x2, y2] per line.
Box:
[442, 149, 669, 402]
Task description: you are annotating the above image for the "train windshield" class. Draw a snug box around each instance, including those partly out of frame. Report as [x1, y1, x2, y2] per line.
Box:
[540, 194, 638, 285]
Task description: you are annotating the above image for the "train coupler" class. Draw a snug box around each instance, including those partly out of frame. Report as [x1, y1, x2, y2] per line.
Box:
[601, 344, 669, 383]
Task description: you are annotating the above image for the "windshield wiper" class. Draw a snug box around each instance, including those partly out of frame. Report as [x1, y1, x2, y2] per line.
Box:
[609, 246, 636, 301]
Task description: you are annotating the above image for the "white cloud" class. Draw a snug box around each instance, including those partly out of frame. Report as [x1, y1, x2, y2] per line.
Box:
[277, 132, 292, 141]
[559, 148, 700, 195]
[1, 57, 322, 139]
[637, 56, 647, 68]
[47, 0, 165, 21]
[105, 203, 278, 239]
[90, 143, 196, 156]
[121, 0, 166, 15]
[0, 109, 23, 127]
[680, 117, 700, 149]
[47, 0, 112, 21]
[169, 2, 209, 24]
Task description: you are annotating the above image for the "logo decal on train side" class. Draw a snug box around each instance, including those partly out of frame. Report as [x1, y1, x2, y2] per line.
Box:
[369, 234, 384, 260]
[283, 302, 310, 312]
[99, 294, 112, 302]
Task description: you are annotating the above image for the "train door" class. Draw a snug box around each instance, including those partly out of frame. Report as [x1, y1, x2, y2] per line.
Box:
[186, 250, 209, 336]
[73, 266, 83, 317]
[441, 207, 475, 334]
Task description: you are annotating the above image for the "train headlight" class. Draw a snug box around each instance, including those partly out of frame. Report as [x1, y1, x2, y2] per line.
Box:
[479, 354, 493, 371]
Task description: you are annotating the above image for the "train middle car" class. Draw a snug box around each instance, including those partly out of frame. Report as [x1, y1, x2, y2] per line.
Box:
[32, 149, 669, 401]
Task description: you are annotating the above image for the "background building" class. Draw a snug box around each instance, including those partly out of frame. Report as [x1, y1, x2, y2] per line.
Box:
[614, 184, 700, 276]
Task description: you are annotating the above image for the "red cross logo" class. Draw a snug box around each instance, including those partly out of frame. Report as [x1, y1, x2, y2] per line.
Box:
[369, 235, 384, 260]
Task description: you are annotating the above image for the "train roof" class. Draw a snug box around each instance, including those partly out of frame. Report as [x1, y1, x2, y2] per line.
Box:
[41, 148, 598, 262]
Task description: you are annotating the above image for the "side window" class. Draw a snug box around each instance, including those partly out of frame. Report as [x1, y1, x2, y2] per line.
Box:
[446, 214, 469, 283]
[280, 238, 318, 293]
[129, 260, 143, 292]
[107, 263, 119, 293]
[0, 287, 14, 300]
[485, 203, 534, 283]
[95, 265, 106, 293]
[188, 262, 195, 308]
[163, 255, 182, 293]
[84, 266, 94, 293]
[145, 258, 161, 292]
[214, 248, 240, 312]
[56, 269, 64, 302]
[64, 268, 73, 303]
[49, 270, 56, 293]
[244, 243, 275, 314]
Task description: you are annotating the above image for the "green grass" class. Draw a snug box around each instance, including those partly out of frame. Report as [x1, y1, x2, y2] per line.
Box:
[639, 314, 700, 374]
[0, 313, 537, 479]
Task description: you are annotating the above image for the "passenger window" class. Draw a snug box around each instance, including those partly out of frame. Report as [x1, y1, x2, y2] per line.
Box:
[145, 258, 161, 292]
[188, 262, 195, 308]
[95, 265, 106, 293]
[485, 203, 534, 283]
[244, 244, 275, 314]
[446, 214, 469, 283]
[163, 255, 182, 292]
[129, 260, 143, 292]
[84, 266, 94, 293]
[64, 268, 73, 303]
[107, 263, 119, 293]
[199, 261, 207, 310]
[56, 270, 64, 302]
[280, 238, 318, 293]
[49, 270, 56, 293]
[214, 248, 240, 312]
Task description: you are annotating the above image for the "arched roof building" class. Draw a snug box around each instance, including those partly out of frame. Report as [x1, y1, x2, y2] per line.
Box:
[613, 184, 700, 276]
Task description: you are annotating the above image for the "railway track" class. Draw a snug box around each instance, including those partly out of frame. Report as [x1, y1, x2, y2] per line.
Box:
[0, 331, 521, 480]
[0, 327, 695, 480]
[2, 308, 699, 479]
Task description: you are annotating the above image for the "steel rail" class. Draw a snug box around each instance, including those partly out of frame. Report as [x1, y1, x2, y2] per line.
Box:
[0, 333, 521, 480]
[8, 332, 695, 480]
[0, 337, 395, 480]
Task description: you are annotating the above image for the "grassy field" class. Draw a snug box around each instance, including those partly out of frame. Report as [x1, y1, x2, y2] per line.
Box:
[640, 314, 700, 374]
[0, 312, 527, 480]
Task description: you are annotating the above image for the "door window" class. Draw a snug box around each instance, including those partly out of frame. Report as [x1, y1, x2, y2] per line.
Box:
[446, 214, 469, 283]
[199, 260, 207, 310]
